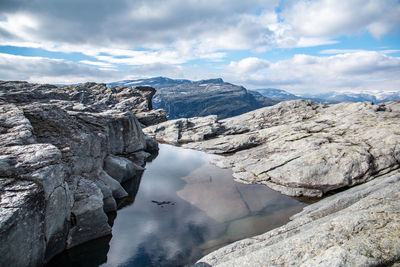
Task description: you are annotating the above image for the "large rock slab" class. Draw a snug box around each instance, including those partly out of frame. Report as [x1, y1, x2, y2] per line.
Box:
[144, 115, 222, 144]
[195, 170, 400, 266]
[135, 108, 168, 127]
[0, 179, 46, 267]
[104, 154, 144, 183]
[145, 100, 400, 197]
[0, 81, 160, 266]
[66, 178, 111, 249]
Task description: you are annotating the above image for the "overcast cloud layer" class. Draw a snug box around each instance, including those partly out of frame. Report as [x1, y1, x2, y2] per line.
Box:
[0, 0, 399, 93]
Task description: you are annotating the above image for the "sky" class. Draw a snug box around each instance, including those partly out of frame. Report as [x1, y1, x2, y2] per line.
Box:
[0, 0, 399, 94]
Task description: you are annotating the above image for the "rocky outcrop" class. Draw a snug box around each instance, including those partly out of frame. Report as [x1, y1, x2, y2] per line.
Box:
[144, 100, 400, 197]
[109, 77, 277, 119]
[194, 169, 400, 266]
[0, 81, 160, 266]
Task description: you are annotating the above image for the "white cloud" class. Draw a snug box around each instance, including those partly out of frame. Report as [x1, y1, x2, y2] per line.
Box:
[282, 0, 400, 39]
[0, 13, 40, 41]
[0, 53, 121, 83]
[1, 0, 399, 64]
[0, 0, 399, 90]
[129, 63, 186, 79]
[223, 52, 400, 94]
[227, 57, 270, 74]
[319, 49, 366, 54]
[0, 53, 193, 84]
[79, 60, 115, 68]
[0, 0, 280, 54]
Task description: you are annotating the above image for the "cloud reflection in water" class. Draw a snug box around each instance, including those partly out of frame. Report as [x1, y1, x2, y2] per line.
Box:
[101, 144, 306, 266]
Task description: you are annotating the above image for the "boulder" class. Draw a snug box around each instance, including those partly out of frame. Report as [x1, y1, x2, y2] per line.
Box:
[146, 100, 400, 197]
[144, 115, 221, 144]
[66, 178, 111, 249]
[135, 108, 168, 127]
[103, 154, 143, 183]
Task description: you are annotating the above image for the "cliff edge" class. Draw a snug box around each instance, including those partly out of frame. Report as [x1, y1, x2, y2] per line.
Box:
[0, 81, 163, 266]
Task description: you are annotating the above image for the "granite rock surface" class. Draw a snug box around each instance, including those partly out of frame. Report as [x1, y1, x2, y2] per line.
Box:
[194, 170, 400, 266]
[0, 81, 159, 266]
[145, 100, 400, 197]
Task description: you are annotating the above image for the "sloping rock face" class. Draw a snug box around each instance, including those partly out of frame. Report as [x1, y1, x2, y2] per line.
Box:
[195, 170, 400, 266]
[144, 100, 400, 197]
[0, 81, 160, 266]
[109, 77, 277, 119]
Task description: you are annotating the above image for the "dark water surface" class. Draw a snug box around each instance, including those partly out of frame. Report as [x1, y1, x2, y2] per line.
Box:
[50, 144, 307, 267]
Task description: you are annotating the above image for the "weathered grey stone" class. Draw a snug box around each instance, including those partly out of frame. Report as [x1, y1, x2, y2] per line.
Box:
[0, 104, 35, 147]
[104, 154, 143, 183]
[97, 170, 128, 199]
[0, 80, 160, 265]
[0, 144, 61, 176]
[44, 184, 71, 261]
[0, 179, 46, 267]
[66, 178, 111, 249]
[195, 170, 400, 266]
[144, 115, 221, 144]
[135, 108, 168, 127]
[144, 135, 159, 153]
[88, 177, 117, 213]
[129, 150, 152, 166]
[147, 100, 400, 197]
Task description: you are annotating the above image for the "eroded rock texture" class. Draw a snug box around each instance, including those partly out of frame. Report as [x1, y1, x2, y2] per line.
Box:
[195, 170, 400, 266]
[145, 100, 400, 197]
[0, 81, 160, 266]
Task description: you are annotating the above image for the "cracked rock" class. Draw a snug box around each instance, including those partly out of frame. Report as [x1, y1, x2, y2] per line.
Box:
[146, 100, 400, 197]
[0, 81, 160, 266]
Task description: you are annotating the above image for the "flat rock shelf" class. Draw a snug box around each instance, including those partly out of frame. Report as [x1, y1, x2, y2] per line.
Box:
[47, 144, 306, 267]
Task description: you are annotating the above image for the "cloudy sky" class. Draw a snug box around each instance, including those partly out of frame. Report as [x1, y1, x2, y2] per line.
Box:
[0, 0, 399, 94]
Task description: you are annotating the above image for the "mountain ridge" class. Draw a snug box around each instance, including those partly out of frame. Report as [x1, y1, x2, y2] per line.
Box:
[109, 77, 277, 119]
[253, 87, 400, 104]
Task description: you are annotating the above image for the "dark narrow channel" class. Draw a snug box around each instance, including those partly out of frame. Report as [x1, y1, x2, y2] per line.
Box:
[48, 144, 307, 267]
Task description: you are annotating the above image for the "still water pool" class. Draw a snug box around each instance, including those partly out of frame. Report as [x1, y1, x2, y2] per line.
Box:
[49, 144, 307, 266]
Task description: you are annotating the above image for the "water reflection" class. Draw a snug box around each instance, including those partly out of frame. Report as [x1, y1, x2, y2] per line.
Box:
[47, 235, 112, 267]
[47, 144, 306, 267]
[102, 144, 306, 266]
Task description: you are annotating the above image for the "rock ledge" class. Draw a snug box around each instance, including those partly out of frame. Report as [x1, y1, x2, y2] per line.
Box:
[145, 100, 400, 197]
[0, 81, 161, 266]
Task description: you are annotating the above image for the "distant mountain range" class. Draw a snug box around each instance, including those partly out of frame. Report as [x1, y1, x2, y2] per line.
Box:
[109, 77, 399, 119]
[251, 88, 301, 102]
[109, 77, 276, 119]
[252, 88, 400, 104]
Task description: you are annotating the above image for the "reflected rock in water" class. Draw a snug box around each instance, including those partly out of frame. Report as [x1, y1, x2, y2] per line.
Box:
[177, 163, 291, 224]
[49, 144, 306, 267]
[47, 158, 149, 266]
[46, 235, 112, 267]
[117, 170, 145, 210]
[177, 164, 250, 223]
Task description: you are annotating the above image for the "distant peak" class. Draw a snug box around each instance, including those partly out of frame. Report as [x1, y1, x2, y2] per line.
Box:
[197, 78, 224, 84]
